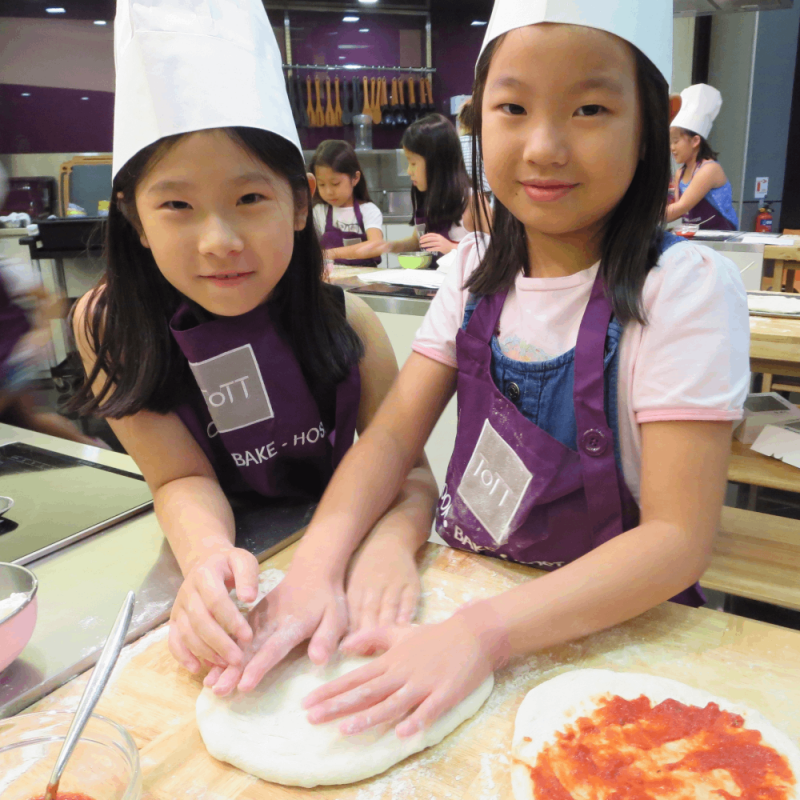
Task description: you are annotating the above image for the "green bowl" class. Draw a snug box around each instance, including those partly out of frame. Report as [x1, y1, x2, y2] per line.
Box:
[398, 251, 433, 270]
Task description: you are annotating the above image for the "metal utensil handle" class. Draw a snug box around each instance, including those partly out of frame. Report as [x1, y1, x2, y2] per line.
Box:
[46, 591, 136, 791]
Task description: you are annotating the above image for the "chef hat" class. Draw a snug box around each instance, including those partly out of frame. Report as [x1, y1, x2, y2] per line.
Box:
[479, 0, 672, 84]
[113, 0, 301, 179]
[670, 84, 723, 140]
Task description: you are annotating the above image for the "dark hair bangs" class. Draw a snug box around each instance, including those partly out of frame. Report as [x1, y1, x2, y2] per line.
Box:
[466, 37, 673, 326]
[309, 139, 371, 203]
[69, 127, 363, 419]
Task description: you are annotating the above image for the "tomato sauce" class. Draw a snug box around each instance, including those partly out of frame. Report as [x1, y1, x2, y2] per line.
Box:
[529, 694, 795, 799]
[28, 794, 97, 800]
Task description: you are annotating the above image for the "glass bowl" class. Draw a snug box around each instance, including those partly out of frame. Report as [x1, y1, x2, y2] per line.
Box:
[676, 223, 700, 238]
[398, 251, 434, 269]
[0, 712, 141, 800]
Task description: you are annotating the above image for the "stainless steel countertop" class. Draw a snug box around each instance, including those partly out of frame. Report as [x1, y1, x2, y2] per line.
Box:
[0, 424, 313, 718]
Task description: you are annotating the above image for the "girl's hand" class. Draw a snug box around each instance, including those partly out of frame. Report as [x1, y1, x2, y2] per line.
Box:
[303, 603, 510, 738]
[419, 233, 455, 254]
[203, 563, 349, 696]
[341, 532, 420, 642]
[168, 547, 260, 674]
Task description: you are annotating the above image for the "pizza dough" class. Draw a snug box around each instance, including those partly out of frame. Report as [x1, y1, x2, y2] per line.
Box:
[511, 669, 800, 800]
[196, 645, 493, 787]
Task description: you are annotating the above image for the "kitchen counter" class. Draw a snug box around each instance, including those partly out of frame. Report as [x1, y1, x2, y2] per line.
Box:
[0, 424, 315, 718]
[17, 539, 800, 799]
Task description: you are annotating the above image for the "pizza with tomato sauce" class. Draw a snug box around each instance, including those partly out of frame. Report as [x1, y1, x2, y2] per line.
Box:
[511, 670, 800, 800]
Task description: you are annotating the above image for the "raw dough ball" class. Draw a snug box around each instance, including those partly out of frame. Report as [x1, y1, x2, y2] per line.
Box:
[196, 644, 494, 787]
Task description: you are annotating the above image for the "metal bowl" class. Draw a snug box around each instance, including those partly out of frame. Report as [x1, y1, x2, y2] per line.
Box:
[0, 562, 38, 673]
[0, 712, 141, 800]
[398, 251, 434, 270]
[0, 496, 13, 516]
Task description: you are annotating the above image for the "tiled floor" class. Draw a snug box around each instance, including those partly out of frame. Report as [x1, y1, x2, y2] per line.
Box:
[20, 375, 800, 632]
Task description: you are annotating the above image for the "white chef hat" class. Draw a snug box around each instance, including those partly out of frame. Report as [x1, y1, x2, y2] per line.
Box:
[670, 84, 723, 140]
[113, 0, 301, 179]
[479, 0, 672, 84]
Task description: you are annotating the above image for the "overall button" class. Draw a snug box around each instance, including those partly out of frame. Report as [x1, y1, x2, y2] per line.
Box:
[580, 428, 609, 457]
[506, 382, 521, 403]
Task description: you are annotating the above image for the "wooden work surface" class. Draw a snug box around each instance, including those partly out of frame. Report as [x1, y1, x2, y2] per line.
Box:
[750, 313, 800, 379]
[729, 438, 800, 492]
[18, 541, 800, 799]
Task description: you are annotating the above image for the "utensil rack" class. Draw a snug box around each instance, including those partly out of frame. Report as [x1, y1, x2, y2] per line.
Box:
[283, 64, 435, 74]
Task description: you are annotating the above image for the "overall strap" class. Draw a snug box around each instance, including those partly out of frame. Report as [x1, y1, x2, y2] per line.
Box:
[463, 290, 508, 344]
[325, 202, 335, 232]
[353, 200, 366, 234]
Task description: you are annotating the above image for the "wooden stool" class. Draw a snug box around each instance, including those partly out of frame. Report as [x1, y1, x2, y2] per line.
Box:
[761, 237, 800, 293]
[702, 506, 800, 611]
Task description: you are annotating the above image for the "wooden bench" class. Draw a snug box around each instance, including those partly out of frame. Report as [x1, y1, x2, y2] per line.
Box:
[702, 506, 800, 612]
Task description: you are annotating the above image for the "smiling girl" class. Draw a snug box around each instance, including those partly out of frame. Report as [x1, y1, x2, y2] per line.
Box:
[69, 0, 437, 679]
[209, 0, 750, 738]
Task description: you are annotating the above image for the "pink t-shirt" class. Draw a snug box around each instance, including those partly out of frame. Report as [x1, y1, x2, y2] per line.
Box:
[412, 233, 750, 503]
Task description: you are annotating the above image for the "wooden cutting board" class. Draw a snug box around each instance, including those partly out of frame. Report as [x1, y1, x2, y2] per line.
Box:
[28, 542, 800, 799]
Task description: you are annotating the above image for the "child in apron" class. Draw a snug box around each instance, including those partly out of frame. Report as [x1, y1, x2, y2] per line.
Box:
[384, 113, 475, 257]
[70, 0, 437, 679]
[667, 84, 739, 230]
[310, 140, 385, 267]
[216, 0, 752, 733]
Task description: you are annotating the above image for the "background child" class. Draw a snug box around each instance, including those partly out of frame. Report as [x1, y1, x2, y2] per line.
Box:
[667, 84, 738, 230]
[208, 0, 750, 741]
[310, 140, 385, 267]
[71, 0, 437, 680]
[385, 113, 474, 256]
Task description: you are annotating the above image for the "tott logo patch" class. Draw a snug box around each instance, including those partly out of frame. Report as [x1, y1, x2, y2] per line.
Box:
[457, 420, 532, 546]
[188, 344, 273, 433]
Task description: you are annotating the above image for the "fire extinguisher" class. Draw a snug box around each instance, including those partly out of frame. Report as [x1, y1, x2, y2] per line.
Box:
[755, 202, 774, 233]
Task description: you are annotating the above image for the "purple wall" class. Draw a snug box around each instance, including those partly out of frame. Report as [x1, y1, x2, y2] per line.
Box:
[2, 83, 114, 154]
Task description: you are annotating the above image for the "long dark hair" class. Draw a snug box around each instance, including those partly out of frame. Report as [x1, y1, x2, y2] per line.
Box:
[69, 127, 363, 419]
[675, 127, 720, 163]
[401, 113, 470, 232]
[467, 37, 673, 326]
[309, 140, 371, 204]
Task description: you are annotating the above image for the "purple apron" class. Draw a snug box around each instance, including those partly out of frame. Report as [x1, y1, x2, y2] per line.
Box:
[170, 299, 360, 499]
[319, 202, 381, 267]
[677, 166, 737, 231]
[435, 255, 703, 607]
[0, 278, 30, 388]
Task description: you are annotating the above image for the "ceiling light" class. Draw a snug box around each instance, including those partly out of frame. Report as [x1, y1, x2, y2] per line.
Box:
[94, 20, 107, 25]
[343, 16, 360, 22]
[46, 7, 66, 13]
[81, 96, 89, 100]
[359, 28, 370, 32]
[471, 20, 488, 26]
[358, 0, 379, 4]
[21, 92, 31, 97]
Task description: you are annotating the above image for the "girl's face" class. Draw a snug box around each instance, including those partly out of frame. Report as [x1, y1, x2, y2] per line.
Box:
[669, 128, 699, 165]
[134, 130, 312, 317]
[404, 148, 428, 192]
[481, 24, 643, 241]
[315, 165, 359, 208]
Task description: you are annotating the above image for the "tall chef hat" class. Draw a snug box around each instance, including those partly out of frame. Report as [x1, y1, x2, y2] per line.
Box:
[112, 0, 301, 179]
[670, 84, 723, 140]
[479, 0, 673, 84]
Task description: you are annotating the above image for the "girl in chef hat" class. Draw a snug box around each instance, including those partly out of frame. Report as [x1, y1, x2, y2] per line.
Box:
[69, 0, 437, 677]
[210, 0, 750, 735]
[667, 84, 739, 230]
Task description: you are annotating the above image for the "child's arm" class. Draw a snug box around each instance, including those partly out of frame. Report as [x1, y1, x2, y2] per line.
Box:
[666, 162, 726, 222]
[205, 313, 449, 696]
[386, 229, 421, 253]
[72, 292, 264, 673]
[302, 419, 731, 738]
[325, 228, 385, 262]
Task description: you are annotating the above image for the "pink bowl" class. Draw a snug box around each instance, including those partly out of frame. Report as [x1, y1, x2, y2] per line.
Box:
[0, 563, 38, 672]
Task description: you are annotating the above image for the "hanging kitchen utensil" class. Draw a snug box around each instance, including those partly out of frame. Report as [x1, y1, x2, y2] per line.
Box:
[306, 76, 316, 128]
[341, 77, 353, 125]
[389, 78, 399, 127]
[397, 77, 408, 126]
[425, 76, 435, 113]
[298, 75, 310, 127]
[353, 77, 363, 116]
[380, 78, 390, 125]
[334, 77, 343, 126]
[362, 76, 372, 120]
[371, 78, 381, 125]
[325, 77, 335, 126]
[408, 77, 418, 122]
[314, 77, 325, 127]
